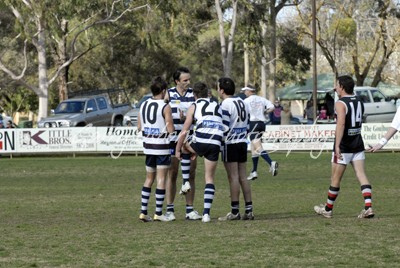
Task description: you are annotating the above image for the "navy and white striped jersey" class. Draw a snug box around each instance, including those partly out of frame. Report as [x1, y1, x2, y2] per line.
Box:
[167, 87, 195, 141]
[220, 96, 249, 144]
[335, 95, 365, 153]
[192, 98, 224, 146]
[139, 98, 170, 155]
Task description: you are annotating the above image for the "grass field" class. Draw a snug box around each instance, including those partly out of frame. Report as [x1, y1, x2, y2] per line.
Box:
[0, 152, 399, 267]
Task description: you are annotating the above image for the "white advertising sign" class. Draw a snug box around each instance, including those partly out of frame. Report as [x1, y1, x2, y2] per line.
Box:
[96, 127, 143, 153]
[12, 128, 97, 152]
[0, 123, 399, 154]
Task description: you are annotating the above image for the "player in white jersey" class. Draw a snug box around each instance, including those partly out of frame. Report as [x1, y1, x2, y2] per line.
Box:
[217, 77, 255, 221]
[137, 77, 174, 222]
[175, 82, 224, 223]
[164, 67, 202, 221]
[243, 85, 279, 180]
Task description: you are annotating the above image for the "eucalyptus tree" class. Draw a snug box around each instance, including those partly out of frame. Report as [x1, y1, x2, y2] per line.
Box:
[295, 0, 400, 86]
[215, 0, 239, 77]
[0, 0, 148, 120]
[138, 1, 225, 85]
[230, 0, 305, 98]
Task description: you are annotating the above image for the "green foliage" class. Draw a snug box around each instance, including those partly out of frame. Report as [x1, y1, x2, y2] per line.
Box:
[280, 36, 311, 72]
[0, 153, 399, 267]
[0, 85, 38, 115]
[330, 17, 357, 45]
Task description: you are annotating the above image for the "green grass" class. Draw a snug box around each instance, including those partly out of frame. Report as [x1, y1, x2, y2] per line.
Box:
[0, 152, 399, 267]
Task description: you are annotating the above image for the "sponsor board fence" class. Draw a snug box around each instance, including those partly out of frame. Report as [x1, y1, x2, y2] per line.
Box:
[0, 123, 399, 156]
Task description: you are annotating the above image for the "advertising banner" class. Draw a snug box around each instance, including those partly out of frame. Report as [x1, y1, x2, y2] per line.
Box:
[0, 123, 399, 154]
[96, 127, 143, 153]
[7, 128, 97, 153]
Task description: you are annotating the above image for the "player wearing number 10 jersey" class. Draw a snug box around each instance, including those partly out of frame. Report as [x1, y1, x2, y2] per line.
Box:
[137, 77, 174, 222]
[314, 75, 375, 219]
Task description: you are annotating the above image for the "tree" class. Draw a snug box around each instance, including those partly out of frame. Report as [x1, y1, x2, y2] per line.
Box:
[295, 0, 400, 86]
[0, 0, 148, 120]
[215, 0, 239, 77]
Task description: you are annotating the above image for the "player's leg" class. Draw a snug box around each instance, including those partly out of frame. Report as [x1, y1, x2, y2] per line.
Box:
[351, 153, 374, 218]
[239, 161, 254, 220]
[181, 141, 202, 220]
[248, 139, 259, 180]
[202, 157, 217, 221]
[165, 155, 179, 221]
[218, 162, 241, 221]
[139, 156, 156, 222]
[314, 153, 347, 218]
[247, 122, 259, 180]
[153, 155, 171, 222]
[185, 158, 201, 220]
[178, 153, 191, 195]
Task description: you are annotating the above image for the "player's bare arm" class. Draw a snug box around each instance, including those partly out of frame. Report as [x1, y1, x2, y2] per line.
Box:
[175, 105, 195, 160]
[334, 101, 346, 159]
[163, 104, 175, 134]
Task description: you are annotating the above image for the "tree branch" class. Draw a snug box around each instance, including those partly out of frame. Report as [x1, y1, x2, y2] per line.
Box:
[0, 40, 29, 83]
[47, 2, 149, 86]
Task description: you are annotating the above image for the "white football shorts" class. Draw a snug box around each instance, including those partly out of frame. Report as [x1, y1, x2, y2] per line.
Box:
[331, 151, 365, 165]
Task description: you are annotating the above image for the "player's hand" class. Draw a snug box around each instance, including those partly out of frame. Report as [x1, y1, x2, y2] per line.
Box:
[335, 147, 342, 160]
[175, 151, 182, 160]
[368, 143, 383, 152]
[190, 153, 197, 161]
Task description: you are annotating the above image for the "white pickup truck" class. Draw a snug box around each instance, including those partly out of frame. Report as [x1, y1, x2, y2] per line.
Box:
[297, 87, 397, 123]
[38, 89, 131, 127]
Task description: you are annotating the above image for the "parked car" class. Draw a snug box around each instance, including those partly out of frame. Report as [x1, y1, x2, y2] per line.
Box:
[296, 87, 397, 123]
[123, 93, 152, 126]
[354, 87, 397, 123]
[37, 88, 131, 128]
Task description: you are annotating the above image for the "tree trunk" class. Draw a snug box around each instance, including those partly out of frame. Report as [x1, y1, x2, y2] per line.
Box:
[225, 0, 238, 77]
[37, 18, 49, 120]
[58, 19, 69, 101]
[244, 42, 249, 86]
[268, 0, 277, 102]
[260, 20, 268, 98]
[58, 67, 69, 101]
[215, 0, 237, 78]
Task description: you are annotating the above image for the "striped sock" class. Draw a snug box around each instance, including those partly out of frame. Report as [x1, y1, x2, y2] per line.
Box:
[231, 201, 239, 215]
[361, 185, 372, 210]
[155, 188, 165, 216]
[140, 186, 151, 215]
[186, 205, 194, 214]
[245, 201, 253, 214]
[166, 204, 174, 213]
[203, 184, 215, 215]
[181, 154, 191, 184]
[325, 186, 340, 211]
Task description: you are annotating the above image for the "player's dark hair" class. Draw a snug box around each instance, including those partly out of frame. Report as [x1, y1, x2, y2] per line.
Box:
[337, 75, 355, 94]
[150, 76, 167, 96]
[218, 77, 235, 95]
[193, 82, 208, 98]
[173, 67, 190, 83]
